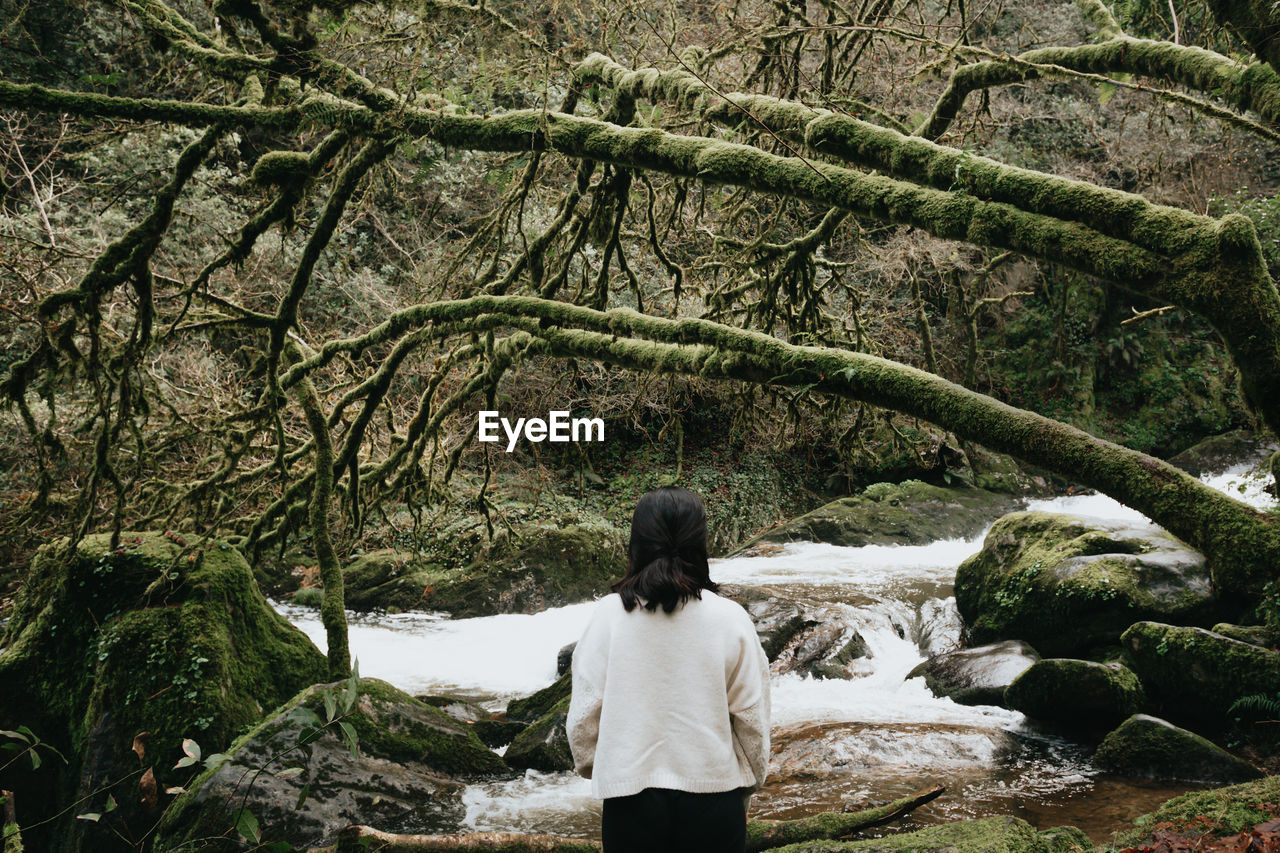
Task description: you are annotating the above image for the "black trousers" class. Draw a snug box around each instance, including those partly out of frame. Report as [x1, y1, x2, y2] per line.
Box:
[601, 787, 746, 853]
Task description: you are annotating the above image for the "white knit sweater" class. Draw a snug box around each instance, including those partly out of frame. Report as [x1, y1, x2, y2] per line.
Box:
[566, 590, 771, 800]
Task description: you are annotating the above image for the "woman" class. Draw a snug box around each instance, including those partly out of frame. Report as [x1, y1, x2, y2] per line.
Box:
[566, 486, 771, 853]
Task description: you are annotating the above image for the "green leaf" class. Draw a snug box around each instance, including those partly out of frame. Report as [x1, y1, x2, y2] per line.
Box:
[274, 766, 305, 779]
[338, 721, 359, 757]
[76, 813, 101, 823]
[181, 738, 201, 762]
[0, 729, 31, 745]
[289, 707, 323, 728]
[104, 794, 117, 813]
[235, 808, 261, 844]
[295, 781, 312, 810]
[324, 690, 337, 723]
[29, 749, 41, 770]
[1098, 81, 1117, 105]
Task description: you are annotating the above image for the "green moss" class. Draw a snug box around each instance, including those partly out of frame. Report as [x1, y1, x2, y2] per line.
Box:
[506, 671, 571, 723]
[1211, 623, 1279, 647]
[342, 521, 623, 616]
[955, 512, 1224, 656]
[752, 480, 1019, 549]
[1004, 659, 1145, 730]
[156, 677, 503, 849]
[1121, 622, 1280, 728]
[503, 696, 572, 772]
[1109, 774, 1280, 849]
[342, 678, 507, 776]
[1093, 714, 1261, 783]
[0, 533, 325, 852]
[763, 815, 1089, 853]
[250, 150, 311, 188]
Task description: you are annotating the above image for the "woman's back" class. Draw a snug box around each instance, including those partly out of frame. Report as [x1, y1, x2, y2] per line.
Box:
[569, 590, 768, 799]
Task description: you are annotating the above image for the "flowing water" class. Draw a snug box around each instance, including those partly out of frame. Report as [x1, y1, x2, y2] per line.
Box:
[274, 461, 1277, 843]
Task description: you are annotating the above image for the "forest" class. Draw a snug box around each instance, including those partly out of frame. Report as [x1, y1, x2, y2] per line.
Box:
[2, 0, 1280, 849]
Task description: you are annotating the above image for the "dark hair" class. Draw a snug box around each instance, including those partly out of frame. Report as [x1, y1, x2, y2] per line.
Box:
[611, 486, 718, 613]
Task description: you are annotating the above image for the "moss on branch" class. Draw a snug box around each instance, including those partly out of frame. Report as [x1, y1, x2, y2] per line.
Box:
[269, 293, 1280, 596]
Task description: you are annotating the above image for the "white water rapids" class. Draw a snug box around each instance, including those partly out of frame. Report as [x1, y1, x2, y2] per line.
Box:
[273, 461, 1276, 841]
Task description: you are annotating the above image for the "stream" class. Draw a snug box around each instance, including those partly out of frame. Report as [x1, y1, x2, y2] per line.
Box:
[274, 462, 1277, 844]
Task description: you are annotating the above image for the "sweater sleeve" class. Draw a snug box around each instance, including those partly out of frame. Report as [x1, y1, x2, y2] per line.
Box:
[566, 605, 608, 780]
[727, 617, 771, 793]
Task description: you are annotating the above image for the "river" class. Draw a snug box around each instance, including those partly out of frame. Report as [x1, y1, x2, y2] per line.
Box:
[273, 461, 1276, 843]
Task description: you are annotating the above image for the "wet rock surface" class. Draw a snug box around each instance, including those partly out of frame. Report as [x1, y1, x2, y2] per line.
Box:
[956, 511, 1223, 656]
[752, 481, 1021, 549]
[155, 678, 510, 850]
[1122, 622, 1280, 729]
[1004, 659, 1145, 731]
[907, 640, 1040, 707]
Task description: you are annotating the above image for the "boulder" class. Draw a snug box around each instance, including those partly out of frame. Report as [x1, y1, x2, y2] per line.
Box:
[955, 512, 1222, 656]
[907, 641, 1040, 706]
[557, 642, 576, 676]
[1004, 659, 1145, 730]
[721, 584, 809, 661]
[506, 671, 572, 723]
[1121, 622, 1280, 729]
[721, 585, 870, 679]
[1093, 714, 1261, 784]
[342, 520, 623, 616]
[1168, 430, 1277, 477]
[1210, 623, 1279, 649]
[0, 533, 326, 853]
[154, 678, 510, 850]
[755, 480, 1021, 549]
[471, 719, 526, 748]
[503, 696, 573, 772]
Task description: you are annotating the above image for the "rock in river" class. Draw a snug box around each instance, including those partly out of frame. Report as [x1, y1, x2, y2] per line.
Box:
[755, 480, 1021, 548]
[1093, 714, 1261, 784]
[907, 640, 1040, 707]
[1121, 621, 1280, 729]
[955, 511, 1223, 656]
[342, 519, 623, 616]
[1004, 659, 1145, 730]
[154, 678, 510, 850]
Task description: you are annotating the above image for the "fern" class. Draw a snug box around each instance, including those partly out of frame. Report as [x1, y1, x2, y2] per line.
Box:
[1230, 691, 1280, 717]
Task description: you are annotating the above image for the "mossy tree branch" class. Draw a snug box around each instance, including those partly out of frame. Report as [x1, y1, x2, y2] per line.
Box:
[267, 293, 1280, 596]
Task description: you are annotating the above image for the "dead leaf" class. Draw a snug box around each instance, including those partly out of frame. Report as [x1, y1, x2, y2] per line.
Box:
[140, 767, 158, 809]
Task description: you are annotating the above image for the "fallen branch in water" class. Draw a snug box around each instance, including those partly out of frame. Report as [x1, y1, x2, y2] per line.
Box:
[747, 784, 945, 851]
[319, 784, 945, 852]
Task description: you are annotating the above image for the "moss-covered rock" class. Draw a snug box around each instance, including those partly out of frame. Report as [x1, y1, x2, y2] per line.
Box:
[503, 696, 573, 772]
[0, 533, 325, 853]
[755, 481, 1021, 549]
[966, 446, 1045, 495]
[907, 640, 1040, 706]
[1211, 622, 1279, 649]
[761, 814, 1089, 853]
[506, 670, 572, 723]
[342, 520, 623, 616]
[1093, 714, 1261, 784]
[955, 512, 1223, 656]
[1109, 769, 1280, 850]
[154, 677, 510, 850]
[1004, 659, 1145, 730]
[1167, 430, 1277, 477]
[1121, 622, 1280, 729]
